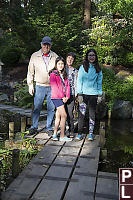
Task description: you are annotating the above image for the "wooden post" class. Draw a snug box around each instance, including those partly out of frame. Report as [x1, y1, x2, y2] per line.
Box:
[108, 110, 111, 126]
[12, 149, 20, 178]
[9, 122, 14, 139]
[27, 117, 32, 127]
[21, 116, 26, 133]
[99, 121, 106, 148]
[100, 149, 107, 160]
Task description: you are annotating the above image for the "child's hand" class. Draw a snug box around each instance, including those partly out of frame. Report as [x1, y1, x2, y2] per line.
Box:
[62, 97, 68, 103]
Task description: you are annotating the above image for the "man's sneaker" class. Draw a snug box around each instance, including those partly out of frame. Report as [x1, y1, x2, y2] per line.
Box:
[52, 134, 58, 141]
[28, 128, 37, 135]
[75, 134, 83, 140]
[88, 134, 94, 141]
[59, 136, 72, 142]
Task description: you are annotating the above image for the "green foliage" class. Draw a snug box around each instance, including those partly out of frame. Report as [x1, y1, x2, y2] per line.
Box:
[16, 23, 40, 57]
[102, 67, 133, 110]
[1, 47, 21, 67]
[0, 0, 84, 61]
[124, 52, 133, 67]
[0, 137, 38, 192]
[98, 0, 133, 19]
[0, 148, 38, 191]
[124, 145, 133, 155]
[14, 79, 47, 109]
[82, 16, 133, 67]
[0, 0, 132, 67]
[0, 150, 12, 191]
[14, 79, 33, 108]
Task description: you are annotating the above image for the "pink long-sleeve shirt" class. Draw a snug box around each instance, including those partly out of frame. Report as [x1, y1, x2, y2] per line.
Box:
[50, 70, 70, 99]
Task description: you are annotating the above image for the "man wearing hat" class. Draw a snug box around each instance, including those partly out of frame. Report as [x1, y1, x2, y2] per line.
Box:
[27, 36, 58, 135]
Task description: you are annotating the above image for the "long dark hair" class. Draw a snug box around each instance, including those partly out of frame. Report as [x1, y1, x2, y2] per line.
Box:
[49, 56, 67, 79]
[83, 49, 101, 73]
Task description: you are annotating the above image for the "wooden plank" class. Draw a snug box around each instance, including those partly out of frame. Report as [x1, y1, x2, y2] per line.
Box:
[31, 144, 81, 199]
[75, 156, 99, 174]
[64, 154, 100, 200]
[58, 146, 81, 157]
[64, 174, 95, 200]
[1, 145, 62, 200]
[35, 132, 50, 140]
[64, 138, 84, 147]
[54, 155, 77, 166]
[32, 145, 62, 164]
[80, 138, 100, 159]
[45, 165, 72, 178]
[1, 176, 42, 200]
[2, 129, 101, 200]
[46, 140, 65, 146]
[64, 137, 100, 200]
[95, 172, 118, 200]
[31, 179, 67, 200]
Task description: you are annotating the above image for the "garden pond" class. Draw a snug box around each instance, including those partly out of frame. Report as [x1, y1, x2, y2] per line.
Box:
[99, 119, 133, 173]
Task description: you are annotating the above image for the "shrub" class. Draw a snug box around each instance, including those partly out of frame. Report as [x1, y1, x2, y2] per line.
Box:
[102, 66, 133, 110]
[14, 79, 47, 109]
[124, 52, 133, 67]
[14, 80, 33, 108]
[1, 47, 21, 67]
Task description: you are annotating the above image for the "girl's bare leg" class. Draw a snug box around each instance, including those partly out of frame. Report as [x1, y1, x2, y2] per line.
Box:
[54, 109, 60, 135]
[57, 105, 67, 138]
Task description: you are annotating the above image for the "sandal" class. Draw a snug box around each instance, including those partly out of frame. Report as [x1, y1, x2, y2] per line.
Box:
[69, 132, 75, 138]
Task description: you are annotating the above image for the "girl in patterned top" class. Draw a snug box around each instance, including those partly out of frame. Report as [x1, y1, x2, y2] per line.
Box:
[65, 52, 78, 138]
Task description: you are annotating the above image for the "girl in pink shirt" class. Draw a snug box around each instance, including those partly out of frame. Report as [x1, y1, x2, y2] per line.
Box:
[50, 56, 72, 142]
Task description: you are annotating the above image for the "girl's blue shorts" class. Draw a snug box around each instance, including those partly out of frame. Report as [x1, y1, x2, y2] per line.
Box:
[52, 99, 64, 108]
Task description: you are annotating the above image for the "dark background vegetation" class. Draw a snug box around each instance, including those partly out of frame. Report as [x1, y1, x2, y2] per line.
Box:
[0, 0, 133, 108]
[0, 0, 132, 67]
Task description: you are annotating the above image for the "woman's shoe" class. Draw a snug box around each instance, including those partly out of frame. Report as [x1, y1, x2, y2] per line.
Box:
[88, 134, 94, 141]
[59, 136, 72, 142]
[52, 134, 58, 141]
[75, 134, 83, 140]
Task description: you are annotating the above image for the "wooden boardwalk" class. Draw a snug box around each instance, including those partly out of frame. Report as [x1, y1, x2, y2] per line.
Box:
[1, 130, 118, 200]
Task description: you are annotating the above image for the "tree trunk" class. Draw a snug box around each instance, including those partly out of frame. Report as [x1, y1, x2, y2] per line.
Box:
[83, 0, 91, 28]
[10, 0, 21, 8]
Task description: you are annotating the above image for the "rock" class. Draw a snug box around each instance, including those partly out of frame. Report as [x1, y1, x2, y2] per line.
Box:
[116, 70, 130, 80]
[0, 60, 4, 65]
[112, 100, 132, 119]
[0, 93, 9, 102]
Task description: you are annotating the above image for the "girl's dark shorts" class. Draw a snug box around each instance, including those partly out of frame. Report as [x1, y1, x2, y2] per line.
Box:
[52, 99, 64, 108]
